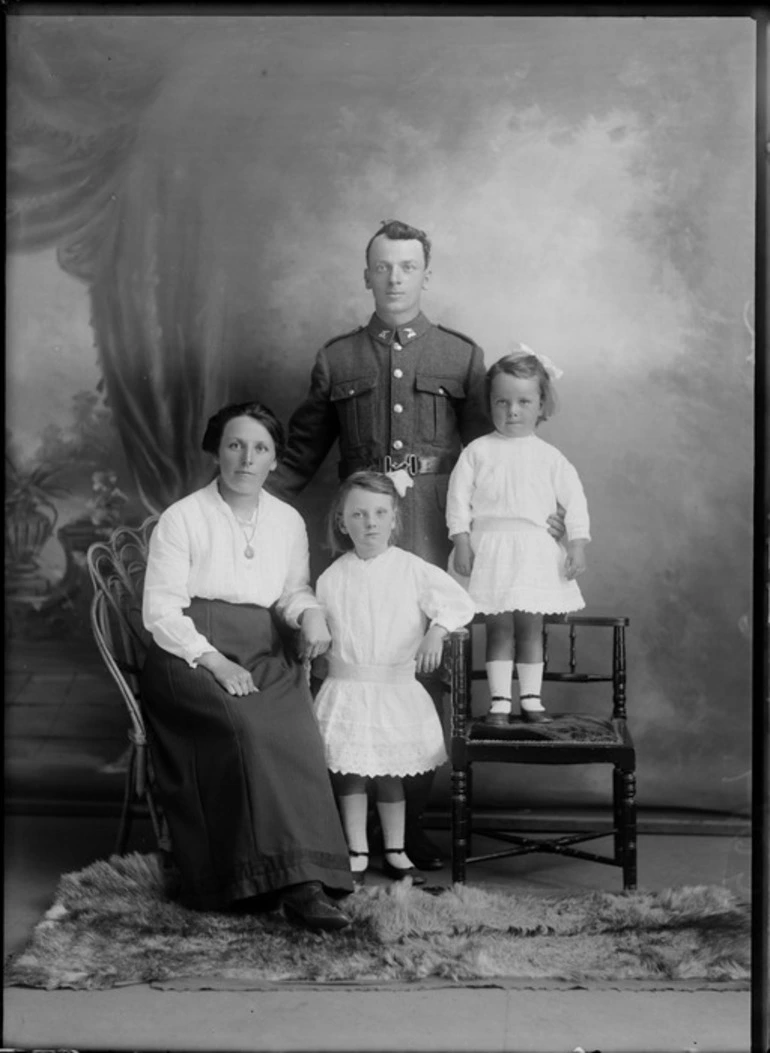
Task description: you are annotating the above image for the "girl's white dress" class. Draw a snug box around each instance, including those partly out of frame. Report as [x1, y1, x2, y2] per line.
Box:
[446, 432, 590, 616]
[313, 546, 475, 778]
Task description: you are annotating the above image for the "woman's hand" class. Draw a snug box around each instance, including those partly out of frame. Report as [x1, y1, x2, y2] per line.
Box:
[547, 503, 567, 542]
[299, 608, 332, 661]
[451, 534, 474, 577]
[415, 625, 448, 676]
[564, 539, 587, 580]
[198, 652, 258, 696]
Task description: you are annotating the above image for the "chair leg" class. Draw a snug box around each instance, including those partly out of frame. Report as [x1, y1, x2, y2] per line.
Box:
[612, 766, 623, 865]
[620, 768, 637, 890]
[114, 745, 136, 856]
[145, 785, 165, 853]
[451, 765, 469, 884]
[466, 764, 474, 859]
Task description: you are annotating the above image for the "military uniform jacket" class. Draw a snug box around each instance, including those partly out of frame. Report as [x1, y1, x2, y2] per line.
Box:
[269, 312, 489, 564]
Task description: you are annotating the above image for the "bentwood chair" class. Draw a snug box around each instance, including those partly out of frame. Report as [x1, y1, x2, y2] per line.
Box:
[448, 614, 636, 890]
[86, 516, 169, 857]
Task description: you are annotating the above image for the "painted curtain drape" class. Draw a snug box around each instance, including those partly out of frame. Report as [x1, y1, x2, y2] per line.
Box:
[7, 17, 230, 512]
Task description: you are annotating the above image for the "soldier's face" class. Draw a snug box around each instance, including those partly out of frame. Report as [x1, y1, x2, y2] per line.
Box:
[364, 236, 429, 322]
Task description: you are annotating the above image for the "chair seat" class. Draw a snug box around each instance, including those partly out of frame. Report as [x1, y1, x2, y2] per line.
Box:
[469, 713, 621, 743]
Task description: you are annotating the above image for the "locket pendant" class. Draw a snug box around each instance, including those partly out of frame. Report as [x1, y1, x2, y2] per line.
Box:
[244, 545, 255, 559]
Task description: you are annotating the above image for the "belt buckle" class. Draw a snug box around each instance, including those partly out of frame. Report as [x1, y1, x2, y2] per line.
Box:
[383, 453, 418, 476]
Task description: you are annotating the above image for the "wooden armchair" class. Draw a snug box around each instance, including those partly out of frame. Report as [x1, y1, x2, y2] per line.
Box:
[447, 614, 636, 889]
[86, 516, 169, 856]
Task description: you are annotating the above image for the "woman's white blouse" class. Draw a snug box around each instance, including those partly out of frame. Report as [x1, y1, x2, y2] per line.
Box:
[446, 433, 591, 541]
[142, 480, 321, 666]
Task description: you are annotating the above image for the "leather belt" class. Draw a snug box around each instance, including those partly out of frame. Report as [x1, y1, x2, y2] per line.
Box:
[341, 453, 455, 478]
[381, 453, 455, 476]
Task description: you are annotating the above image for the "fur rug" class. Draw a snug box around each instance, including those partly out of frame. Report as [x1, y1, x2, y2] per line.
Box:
[4, 852, 750, 992]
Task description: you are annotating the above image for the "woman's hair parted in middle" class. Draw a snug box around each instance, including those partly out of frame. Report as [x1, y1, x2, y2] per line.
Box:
[201, 401, 287, 459]
[485, 351, 558, 425]
[326, 470, 402, 555]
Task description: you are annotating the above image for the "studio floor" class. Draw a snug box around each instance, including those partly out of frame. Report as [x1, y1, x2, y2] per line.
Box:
[3, 639, 753, 1052]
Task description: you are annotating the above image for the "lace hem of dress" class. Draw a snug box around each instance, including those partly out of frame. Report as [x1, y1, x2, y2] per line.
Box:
[473, 591, 585, 616]
[327, 761, 444, 778]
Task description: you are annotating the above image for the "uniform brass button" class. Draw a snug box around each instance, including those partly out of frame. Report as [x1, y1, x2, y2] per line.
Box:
[393, 368, 404, 379]
[393, 403, 404, 414]
[393, 440, 404, 451]
[348, 388, 355, 396]
[392, 343, 403, 352]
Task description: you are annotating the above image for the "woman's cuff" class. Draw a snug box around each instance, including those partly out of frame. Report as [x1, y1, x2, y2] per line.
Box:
[189, 646, 218, 670]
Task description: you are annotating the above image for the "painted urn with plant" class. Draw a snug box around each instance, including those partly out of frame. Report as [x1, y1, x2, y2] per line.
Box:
[5, 455, 67, 597]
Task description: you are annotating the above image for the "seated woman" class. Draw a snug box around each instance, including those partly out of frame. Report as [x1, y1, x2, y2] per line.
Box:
[141, 400, 353, 930]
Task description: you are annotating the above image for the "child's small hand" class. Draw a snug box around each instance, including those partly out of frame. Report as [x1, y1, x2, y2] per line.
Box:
[451, 534, 474, 578]
[564, 539, 587, 580]
[415, 626, 447, 676]
[299, 607, 332, 660]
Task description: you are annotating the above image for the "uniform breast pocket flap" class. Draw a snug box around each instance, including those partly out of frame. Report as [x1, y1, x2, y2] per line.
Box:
[414, 375, 465, 400]
[414, 375, 465, 442]
[330, 374, 378, 446]
[330, 375, 378, 402]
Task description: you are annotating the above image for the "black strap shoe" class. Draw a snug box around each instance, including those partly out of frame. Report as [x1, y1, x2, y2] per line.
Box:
[349, 850, 368, 887]
[382, 848, 426, 885]
[520, 695, 553, 724]
[484, 695, 513, 725]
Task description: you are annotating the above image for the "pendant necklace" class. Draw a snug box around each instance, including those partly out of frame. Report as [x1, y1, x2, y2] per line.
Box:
[235, 507, 258, 559]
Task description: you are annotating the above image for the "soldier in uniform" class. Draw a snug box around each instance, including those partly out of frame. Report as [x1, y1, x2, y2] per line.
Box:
[268, 219, 490, 870]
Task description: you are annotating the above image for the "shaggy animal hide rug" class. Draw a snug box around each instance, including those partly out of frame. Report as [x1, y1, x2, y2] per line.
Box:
[4, 853, 750, 992]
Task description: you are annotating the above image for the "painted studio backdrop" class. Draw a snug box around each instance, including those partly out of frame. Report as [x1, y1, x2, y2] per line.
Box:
[6, 15, 754, 818]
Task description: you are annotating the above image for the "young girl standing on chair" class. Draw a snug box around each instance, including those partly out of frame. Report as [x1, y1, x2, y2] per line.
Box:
[313, 471, 475, 885]
[446, 347, 590, 726]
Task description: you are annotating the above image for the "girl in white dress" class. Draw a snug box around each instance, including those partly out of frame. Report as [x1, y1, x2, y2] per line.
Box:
[313, 471, 475, 885]
[446, 348, 590, 726]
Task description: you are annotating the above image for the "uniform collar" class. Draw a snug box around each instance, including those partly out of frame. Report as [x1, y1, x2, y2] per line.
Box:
[367, 311, 431, 347]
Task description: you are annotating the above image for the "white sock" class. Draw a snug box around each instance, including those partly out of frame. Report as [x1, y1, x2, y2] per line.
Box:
[517, 662, 545, 711]
[339, 793, 369, 871]
[376, 799, 413, 869]
[486, 661, 513, 712]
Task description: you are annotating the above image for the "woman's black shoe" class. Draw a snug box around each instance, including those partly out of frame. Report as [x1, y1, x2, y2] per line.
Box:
[382, 849, 426, 885]
[281, 881, 351, 931]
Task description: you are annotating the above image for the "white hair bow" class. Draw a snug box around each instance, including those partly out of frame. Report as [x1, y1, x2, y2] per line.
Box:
[512, 342, 564, 381]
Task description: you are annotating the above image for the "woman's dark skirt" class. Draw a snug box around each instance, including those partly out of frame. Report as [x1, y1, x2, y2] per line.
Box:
[140, 598, 353, 910]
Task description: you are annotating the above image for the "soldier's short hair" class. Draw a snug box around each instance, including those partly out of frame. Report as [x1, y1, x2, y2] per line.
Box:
[365, 219, 432, 268]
